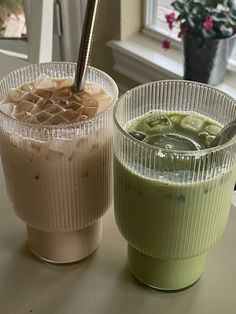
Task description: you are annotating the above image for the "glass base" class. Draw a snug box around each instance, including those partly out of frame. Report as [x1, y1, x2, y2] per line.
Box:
[128, 245, 207, 291]
[27, 220, 102, 264]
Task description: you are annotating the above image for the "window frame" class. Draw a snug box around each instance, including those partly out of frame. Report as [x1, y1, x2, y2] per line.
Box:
[143, 0, 181, 43]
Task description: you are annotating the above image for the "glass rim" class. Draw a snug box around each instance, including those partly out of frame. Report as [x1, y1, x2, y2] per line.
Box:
[113, 79, 236, 157]
[0, 62, 119, 130]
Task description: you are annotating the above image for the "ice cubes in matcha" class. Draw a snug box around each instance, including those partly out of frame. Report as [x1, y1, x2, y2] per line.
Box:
[135, 114, 172, 134]
[126, 111, 223, 151]
[205, 124, 222, 136]
[181, 115, 204, 132]
[169, 114, 185, 124]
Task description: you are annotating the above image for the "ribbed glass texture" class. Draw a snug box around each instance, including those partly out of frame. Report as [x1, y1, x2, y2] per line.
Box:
[0, 62, 118, 232]
[113, 80, 236, 259]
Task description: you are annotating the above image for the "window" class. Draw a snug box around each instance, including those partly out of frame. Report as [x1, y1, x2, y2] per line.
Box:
[144, 0, 179, 39]
[0, 0, 27, 39]
[0, 0, 28, 58]
[144, 0, 236, 71]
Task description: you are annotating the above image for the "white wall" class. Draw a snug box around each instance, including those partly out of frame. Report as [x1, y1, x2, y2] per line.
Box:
[91, 0, 142, 90]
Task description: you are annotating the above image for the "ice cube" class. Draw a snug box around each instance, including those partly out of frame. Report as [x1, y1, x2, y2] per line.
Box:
[181, 115, 204, 132]
[205, 124, 222, 136]
[36, 98, 54, 110]
[30, 103, 41, 114]
[16, 100, 35, 113]
[146, 115, 170, 128]
[84, 83, 101, 95]
[34, 75, 57, 90]
[22, 93, 41, 103]
[66, 101, 83, 111]
[8, 89, 25, 102]
[36, 111, 52, 123]
[58, 99, 69, 108]
[79, 91, 98, 107]
[61, 109, 79, 122]
[20, 83, 34, 93]
[14, 111, 32, 122]
[46, 104, 63, 114]
[135, 114, 171, 134]
[0, 103, 15, 116]
[76, 107, 84, 116]
[82, 106, 97, 118]
[81, 93, 99, 108]
[54, 87, 72, 98]
[72, 94, 82, 102]
[169, 114, 185, 124]
[46, 114, 68, 125]
[56, 77, 73, 89]
[96, 98, 111, 114]
[35, 89, 53, 99]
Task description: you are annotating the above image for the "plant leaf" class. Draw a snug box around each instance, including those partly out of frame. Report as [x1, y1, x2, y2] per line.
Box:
[171, 1, 184, 12]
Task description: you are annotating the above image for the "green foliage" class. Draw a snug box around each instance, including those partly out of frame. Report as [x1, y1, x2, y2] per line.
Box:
[1, 0, 22, 13]
[171, 0, 236, 39]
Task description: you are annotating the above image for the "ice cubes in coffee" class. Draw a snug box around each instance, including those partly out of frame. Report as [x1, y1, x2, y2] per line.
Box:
[0, 76, 111, 125]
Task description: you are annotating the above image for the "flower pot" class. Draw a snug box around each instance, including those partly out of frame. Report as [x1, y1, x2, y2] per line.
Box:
[183, 33, 236, 85]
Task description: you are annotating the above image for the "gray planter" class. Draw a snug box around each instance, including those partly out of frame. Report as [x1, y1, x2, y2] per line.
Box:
[183, 33, 236, 85]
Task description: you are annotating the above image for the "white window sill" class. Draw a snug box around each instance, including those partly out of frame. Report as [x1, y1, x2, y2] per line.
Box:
[108, 33, 236, 99]
[0, 49, 28, 60]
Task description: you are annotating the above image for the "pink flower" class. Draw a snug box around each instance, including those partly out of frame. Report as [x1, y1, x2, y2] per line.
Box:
[178, 27, 187, 38]
[203, 15, 213, 31]
[162, 39, 170, 50]
[165, 12, 176, 30]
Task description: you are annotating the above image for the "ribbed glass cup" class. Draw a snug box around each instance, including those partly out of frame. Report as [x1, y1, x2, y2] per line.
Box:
[0, 62, 118, 263]
[113, 80, 236, 290]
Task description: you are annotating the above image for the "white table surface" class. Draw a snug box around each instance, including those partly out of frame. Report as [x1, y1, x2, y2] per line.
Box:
[1, 163, 236, 314]
[0, 53, 236, 314]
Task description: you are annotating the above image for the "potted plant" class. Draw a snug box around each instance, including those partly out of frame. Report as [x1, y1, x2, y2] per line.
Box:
[163, 0, 236, 85]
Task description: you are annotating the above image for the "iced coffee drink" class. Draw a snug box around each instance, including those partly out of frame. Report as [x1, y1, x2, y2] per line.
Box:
[0, 63, 118, 263]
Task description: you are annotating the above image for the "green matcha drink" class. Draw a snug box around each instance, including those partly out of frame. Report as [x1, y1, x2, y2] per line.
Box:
[113, 81, 236, 291]
[127, 111, 222, 150]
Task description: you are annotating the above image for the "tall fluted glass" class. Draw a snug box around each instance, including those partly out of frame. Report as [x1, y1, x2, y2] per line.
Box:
[113, 80, 236, 290]
[0, 62, 118, 263]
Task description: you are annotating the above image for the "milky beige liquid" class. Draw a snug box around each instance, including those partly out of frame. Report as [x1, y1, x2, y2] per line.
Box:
[0, 77, 113, 233]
